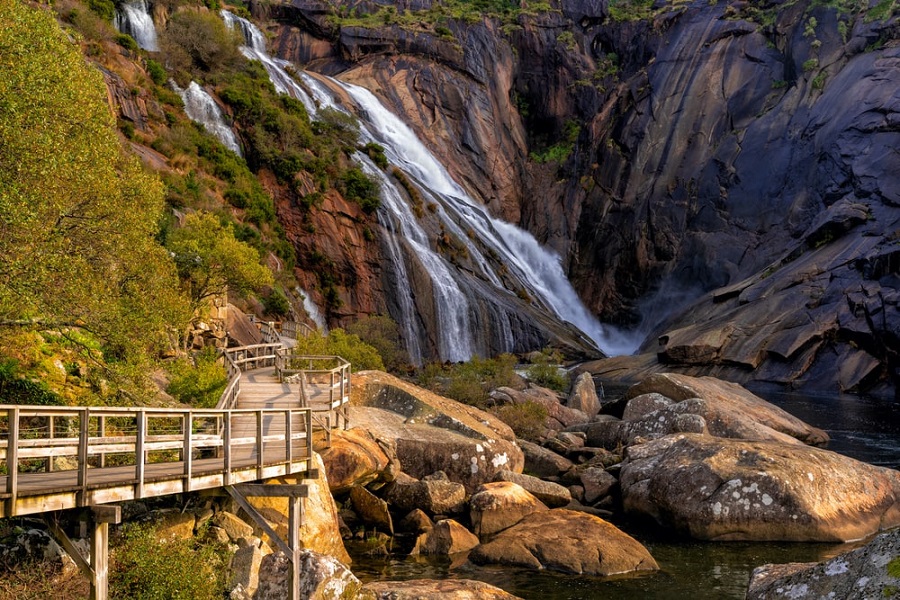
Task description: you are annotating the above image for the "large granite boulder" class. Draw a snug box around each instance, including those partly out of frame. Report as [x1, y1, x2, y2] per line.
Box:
[567, 372, 601, 417]
[620, 434, 900, 542]
[409, 519, 480, 555]
[624, 374, 828, 446]
[246, 453, 351, 564]
[254, 549, 360, 600]
[746, 528, 900, 599]
[349, 485, 393, 534]
[350, 371, 524, 492]
[469, 509, 659, 576]
[517, 439, 575, 478]
[318, 428, 394, 493]
[492, 470, 571, 508]
[469, 481, 549, 537]
[381, 471, 467, 515]
[359, 579, 522, 599]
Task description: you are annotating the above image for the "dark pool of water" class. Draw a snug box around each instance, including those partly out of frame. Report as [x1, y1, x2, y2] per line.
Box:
[349, 387, 900, 599]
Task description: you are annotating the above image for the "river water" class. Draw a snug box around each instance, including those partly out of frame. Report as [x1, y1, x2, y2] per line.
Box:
[349, 388, 900, 598]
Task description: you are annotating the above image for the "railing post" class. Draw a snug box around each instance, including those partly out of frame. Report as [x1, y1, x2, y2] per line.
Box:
[306, 409, 312, 460]
[46, 414, 55, 472]
[183, 411, 193, 493]
[135, 410, 146, 499]
[285, 409, 292, 465]
[224, 413, 232, 486]
[256, 410, 264, 480]
[98, 416, 106, 468]
[7, 407, 19, 516]
[78, 408, 89, 505]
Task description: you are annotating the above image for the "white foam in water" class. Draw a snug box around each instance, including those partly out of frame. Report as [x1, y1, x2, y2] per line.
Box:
[173, 81, 243, 156]
[114, 0, 158, 51]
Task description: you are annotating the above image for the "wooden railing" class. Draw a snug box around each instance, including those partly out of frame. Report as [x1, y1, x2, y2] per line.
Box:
[218, 343, 282, 410]
[277, 352, 351, 441]
[281, 320, 315, 340]
[0, 404, 313, 518]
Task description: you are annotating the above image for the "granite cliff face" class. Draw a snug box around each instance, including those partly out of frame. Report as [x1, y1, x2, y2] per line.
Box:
[261, 0, 898, 393]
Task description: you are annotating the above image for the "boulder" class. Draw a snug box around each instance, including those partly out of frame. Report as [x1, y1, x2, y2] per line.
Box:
[148, 509, 196, 541]
[410, 519, 480, 555]
[621, 392, 673, 421]
[380, 472, 466, 515]
[359, 578, 523, 599]
[518, 439, 574, 478]
[491, 385, 590, 431]
[246, 453, 350, 564]
[620, 434, 900, 542]
[578, 467, 617, 504]
[230, 543, 263, 596]
[567, 372, 601, 417]
[351, 371, 524, 492]
[214, 511, 253, 541]
[254, 550, 361, 600]
[492, 470, 571, 508]
[398, 509, 433, 534]
[469, 509, 659, 576]
[469, 481, 548, 537]
[349, 485, 393, 534]
[746, 528, 900, 599]
[624, 374, 828, 446]
[318, 428, 394, 493]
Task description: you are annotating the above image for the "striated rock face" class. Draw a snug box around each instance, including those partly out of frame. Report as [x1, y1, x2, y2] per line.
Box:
[350, 371, 524, 492]
[469, 508, 659, 576]
[619, 434, 900, 542]
[746, 528, 900, 600]
[265, 0, 899, 394]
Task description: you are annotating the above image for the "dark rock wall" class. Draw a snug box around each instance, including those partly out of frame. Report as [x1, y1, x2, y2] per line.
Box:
[265, 0, 899, 393]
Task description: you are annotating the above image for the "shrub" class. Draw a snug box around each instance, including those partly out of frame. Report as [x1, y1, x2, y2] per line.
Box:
[145, 59, 167, 85]
[524, 348, 569, 392]
[418, 354, 518, 408]
[346, 315, 408, 372]
[263, 288, 291, 317]
[490, 401, 548, 441]
[166, 347, 228, 408]
[116, 33, 139, 52]
[292, 329, 386, 371]
[339, 167, 381, 212]
[110, 522, 229, 600]
[0, 360, 64, 406]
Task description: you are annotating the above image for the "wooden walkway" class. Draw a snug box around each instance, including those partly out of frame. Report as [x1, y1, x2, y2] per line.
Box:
[0, 343, 351, 519]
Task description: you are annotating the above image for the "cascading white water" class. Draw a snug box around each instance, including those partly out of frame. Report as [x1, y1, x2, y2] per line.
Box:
[339, 83, 620, 352]
[221, 11, 318, 115]
[296, 286, 327, 332]
[172, 81, 243, 156]
[113, 0, 158, 52]
[217, 10, 624, 359]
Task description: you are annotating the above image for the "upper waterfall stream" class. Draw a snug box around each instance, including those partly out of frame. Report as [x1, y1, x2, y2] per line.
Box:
[113, 0, 158, 51]
[221, 11, 630, 363]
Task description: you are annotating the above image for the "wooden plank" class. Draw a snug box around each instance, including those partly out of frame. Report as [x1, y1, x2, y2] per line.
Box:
[231, 484, 308, 498]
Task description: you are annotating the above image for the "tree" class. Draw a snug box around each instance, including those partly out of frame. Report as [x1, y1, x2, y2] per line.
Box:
[166, 211, 273, 311]
[160, 10, 244, 79]
[0, 0, 190, 374]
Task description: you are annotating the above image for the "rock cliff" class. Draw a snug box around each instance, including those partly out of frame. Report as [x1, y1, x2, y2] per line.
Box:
[261, 0, 898, 393]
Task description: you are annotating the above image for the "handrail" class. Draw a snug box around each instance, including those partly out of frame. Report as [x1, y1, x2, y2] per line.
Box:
[0, 404, 314, 517]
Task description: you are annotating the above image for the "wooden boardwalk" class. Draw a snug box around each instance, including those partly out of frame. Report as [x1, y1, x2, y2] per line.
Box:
[0, 343, 351, 519]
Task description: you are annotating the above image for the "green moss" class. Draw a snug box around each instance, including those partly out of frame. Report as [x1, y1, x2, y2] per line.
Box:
[887, 556, 900, 578]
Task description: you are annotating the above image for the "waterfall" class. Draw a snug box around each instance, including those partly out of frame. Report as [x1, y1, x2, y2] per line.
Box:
[296, 287, 327, 332]
[219, 11, 619, 361]
[172, 81, 243, 156]
[113, 0, 158, 52]
[221, 11, 318, 115]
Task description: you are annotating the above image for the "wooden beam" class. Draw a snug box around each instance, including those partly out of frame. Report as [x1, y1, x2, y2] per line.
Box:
[91, 504, 121, 524]
[7, 407, 18, 517]
[90, 516, 110, 600]
[231, 484, 308, 498]
[288, 495, 301, 600]
[44, 515, 93, 579]
[224, 486, 292, 557]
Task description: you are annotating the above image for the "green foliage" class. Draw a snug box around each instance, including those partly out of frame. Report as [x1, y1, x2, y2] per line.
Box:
[867, 0, 896, 21]
[418, 354, 518, 408]
[339, 167, 381, 212]
[145, 58, 167, 85]
[803, 58, 819, 71]
[87, 0, 115, 21]
[110, 522, 229, 600]
[811, 71, 827, 90]
[346, 315, 409, 371]
[556, 30, 576, 50]
[0, 0, 190, 376]
[0, 360, 64, 406]
[607, 0, 656, 21]
[116, 33, 139, 52]
[363, 142, 389, 169]
[166, 347, 227, 408]
[530, 120, 581, 164]
[292, 330, 385, 371]
[263, 288, 291, 317]
[525, 348, 569, 391]
[166, 212, 273, 310]
[490, 401, 547, 441]
[886, 556, 900, 578]
[160, 10, 243, 77]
